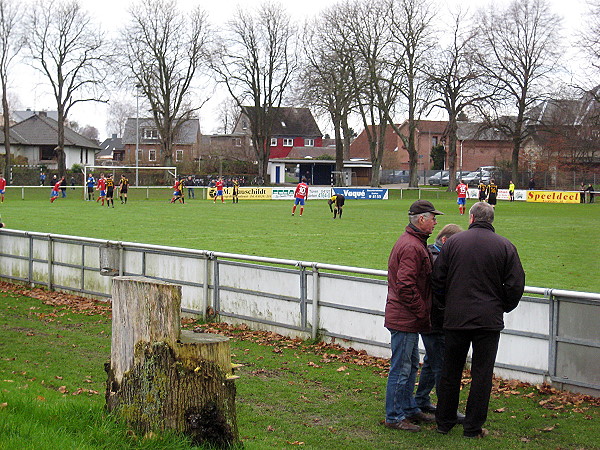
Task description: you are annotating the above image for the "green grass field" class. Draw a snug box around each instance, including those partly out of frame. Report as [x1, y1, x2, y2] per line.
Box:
[1, 289, 598, 449]
[1, 186, 599, 292]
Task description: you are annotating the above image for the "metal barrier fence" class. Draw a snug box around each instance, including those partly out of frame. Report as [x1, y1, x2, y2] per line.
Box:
[0, 229, 598, 395]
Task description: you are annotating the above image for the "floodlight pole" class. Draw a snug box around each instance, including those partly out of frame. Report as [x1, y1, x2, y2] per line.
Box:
[135, 84, 141, 186]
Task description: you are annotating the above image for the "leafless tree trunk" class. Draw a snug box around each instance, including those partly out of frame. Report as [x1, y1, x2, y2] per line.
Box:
[120, 0, 210, 166]
[386, 0, 436, 188]
[301, 8, 356, 186]
[0, 0, 22, 179]
[473, 0, 562, 182]
[25, 0, 108, 176]
[342, 0, 397, 187]
[211, 3, 297, 181]
[427, 11, 492, 191]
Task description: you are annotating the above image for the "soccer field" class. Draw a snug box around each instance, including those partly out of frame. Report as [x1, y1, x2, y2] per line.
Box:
[0, 187, 598, 292]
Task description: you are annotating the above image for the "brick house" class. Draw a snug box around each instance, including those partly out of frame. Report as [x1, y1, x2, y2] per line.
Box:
[350, 120, 513, 173]
[121, 118, 200, 166]
[233, 106, 324, 159]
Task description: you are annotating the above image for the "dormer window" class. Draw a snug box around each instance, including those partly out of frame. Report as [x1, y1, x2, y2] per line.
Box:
[283, 138, 293, 147]
[304, 138, 314, 147]
[143, 128, 159, 139]
[270, 138, 277, 146]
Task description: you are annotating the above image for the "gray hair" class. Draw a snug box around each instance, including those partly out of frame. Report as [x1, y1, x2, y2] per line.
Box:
[469, 201, 494, 223]
[409, 212, 432, 225]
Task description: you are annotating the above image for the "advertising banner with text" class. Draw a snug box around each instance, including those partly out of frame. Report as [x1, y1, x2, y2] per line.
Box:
[208, 187, 272, 200]
[467, 188, 527, 201]
[526, 190, 580, 203]
[272, 186, 333, 200]
[333, 188, 389, 200]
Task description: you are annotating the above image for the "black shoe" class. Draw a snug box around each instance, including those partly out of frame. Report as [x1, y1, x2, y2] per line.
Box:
[436, 428, 449, 435]
[464, 428, 488, 439]
[419, 403, 437, 413]
[456, 411, 465, 424]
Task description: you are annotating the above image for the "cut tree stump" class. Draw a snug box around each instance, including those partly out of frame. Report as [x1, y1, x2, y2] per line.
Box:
[105, 276, 238, 447]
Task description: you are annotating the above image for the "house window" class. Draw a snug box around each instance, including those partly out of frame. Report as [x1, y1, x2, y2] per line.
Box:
[137, 149, 143, 161]
[233, 138, 242, 147]
[270, 138, 277, 146]
[175, 149, 183, 161]
[40, 145, 55, 160]
[432, 136, 439, 146]
[304, 138, 314, 147]
[149, 149, 156, 161]
[283, 138, 293, 147]
[242, 120, 248, 130]
[143, 128, 159, 139]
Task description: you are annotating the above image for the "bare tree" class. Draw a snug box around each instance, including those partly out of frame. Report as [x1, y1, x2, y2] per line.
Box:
[211, 3, 297, 181]
[215, 98, 239, 134]
[428, 10, 492, 191]
[473, 0, 562, 182]
[301, 7, 356, 186]
[25, 0, 108, 176]
[579, 0, 600, 73]
[0, 0, 22, 179]
[120, 0, 210, 165]
[341, 0, 397, 187]
[386, 0, 437, 187]
[107, 100, 136, 137]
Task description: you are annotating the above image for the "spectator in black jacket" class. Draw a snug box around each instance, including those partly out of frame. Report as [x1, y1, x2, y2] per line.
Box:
[415, 224, 463, 416]
[432, 201, 525, 439]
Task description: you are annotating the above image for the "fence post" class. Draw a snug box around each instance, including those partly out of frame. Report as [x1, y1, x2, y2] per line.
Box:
[311, 264, 319, 341]
[548, 289, 558, 382]
[47, 235, 53, 290]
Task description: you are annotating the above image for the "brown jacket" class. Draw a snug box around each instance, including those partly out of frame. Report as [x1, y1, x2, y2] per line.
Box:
[385, 224, 433, 333]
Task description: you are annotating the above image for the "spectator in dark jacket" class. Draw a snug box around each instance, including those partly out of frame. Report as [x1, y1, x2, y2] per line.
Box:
[384, 200, 444, 432]
[415, 224, 463, 415]
[432, 201, 525, 439]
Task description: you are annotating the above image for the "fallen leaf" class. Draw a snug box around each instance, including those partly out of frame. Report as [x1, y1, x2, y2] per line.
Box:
[494, 407, 506, 413]
[36, 396, 45, 401]
[521, 437, 531, 443]
[336, 366, 348, 372]
[58, 386, 68, 394]
[267, 425, 275, 432]
[0, 402, 7, 408]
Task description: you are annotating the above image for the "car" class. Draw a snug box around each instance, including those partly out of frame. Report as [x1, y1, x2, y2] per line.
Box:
[463, 170, 491, 186]
[428, 171, 449, 185]
[441, 170, 471, 186]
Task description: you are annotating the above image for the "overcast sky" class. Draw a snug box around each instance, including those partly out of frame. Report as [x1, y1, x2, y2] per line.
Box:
[14, 0, 590, 140]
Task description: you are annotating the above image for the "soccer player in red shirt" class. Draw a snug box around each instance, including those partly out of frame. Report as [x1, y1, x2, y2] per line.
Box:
[213, 178, 225, 203]
[0, 175, 6, 203]
[455, 179, 468, 215]
[96, 174, 107, 206]
[292, 177, 309, 216]
[50, 177, 64, 203]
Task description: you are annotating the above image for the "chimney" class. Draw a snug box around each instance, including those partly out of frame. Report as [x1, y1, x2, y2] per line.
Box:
[39, 111, 47, 118]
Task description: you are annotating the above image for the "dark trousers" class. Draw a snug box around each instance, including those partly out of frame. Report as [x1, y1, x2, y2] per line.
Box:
[436, 329, 500, 436]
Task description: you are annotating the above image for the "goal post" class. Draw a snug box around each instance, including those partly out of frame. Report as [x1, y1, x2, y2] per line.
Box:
[82, 165, 177, 198]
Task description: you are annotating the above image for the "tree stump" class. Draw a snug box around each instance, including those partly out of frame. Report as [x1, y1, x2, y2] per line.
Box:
[105, 276, 238, 447]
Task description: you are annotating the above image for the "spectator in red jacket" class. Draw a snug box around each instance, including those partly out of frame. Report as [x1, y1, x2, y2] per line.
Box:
[384, 200, 444, 432]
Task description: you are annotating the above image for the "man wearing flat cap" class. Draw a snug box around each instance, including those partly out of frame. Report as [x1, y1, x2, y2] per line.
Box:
[384, 200, 443, 432]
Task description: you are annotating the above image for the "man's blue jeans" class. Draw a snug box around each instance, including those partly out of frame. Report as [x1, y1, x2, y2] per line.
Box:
[415, 332, 445, 408]
[385, 329, 421, 423]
